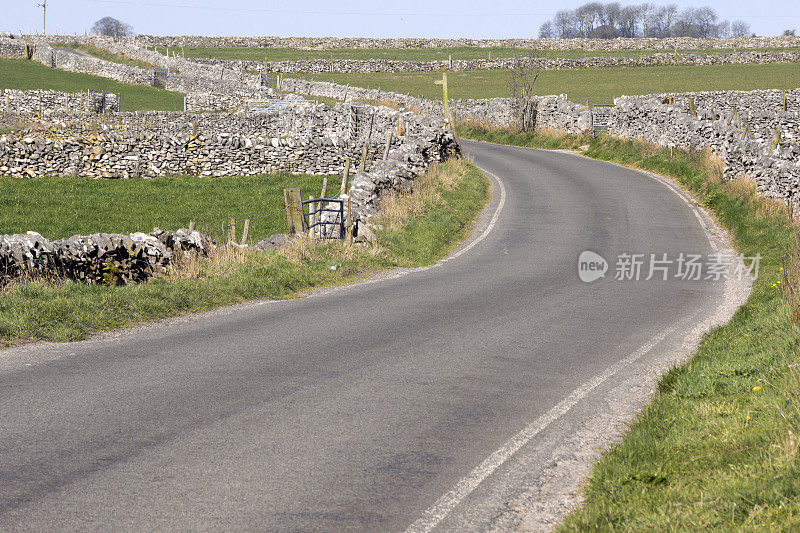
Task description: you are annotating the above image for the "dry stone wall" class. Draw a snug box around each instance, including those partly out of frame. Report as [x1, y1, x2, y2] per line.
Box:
[194, 51, 800, 74]
[607, 92, 800, 210]
[0, 228, 213, 287]
[0, 103, 427, 178]
[0, 36, 29, 59]
[128, 35, 800, 51]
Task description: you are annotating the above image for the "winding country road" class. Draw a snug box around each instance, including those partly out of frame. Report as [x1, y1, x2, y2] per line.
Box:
[0, 141, 741, 531]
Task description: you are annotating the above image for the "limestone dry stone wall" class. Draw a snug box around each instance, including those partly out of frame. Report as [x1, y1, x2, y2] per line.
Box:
[0, 36, 29, 59]
[608, 93, 800, 210]
[0, 102, 432, 178]
[128, 35, 800, 51]
[0, 228, 213, 287]
[193, 51, 800, 75]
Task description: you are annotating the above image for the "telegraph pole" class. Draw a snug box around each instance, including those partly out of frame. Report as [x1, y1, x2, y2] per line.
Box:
[38, 0, 47, 35]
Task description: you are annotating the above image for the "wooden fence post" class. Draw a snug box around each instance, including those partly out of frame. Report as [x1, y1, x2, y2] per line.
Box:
[383, 131, 393, 161]
[283, 188, 304, 235]
[346, 195, 352, 243]
[359, 145, 368, 173]
[308, 195, 316, 239]
[241, 219, 250, 245]
[228, 218, 236, 244]
[188, 220, 196, 232]
[320, 177, 328, 200]
[339, 157, 351, 196]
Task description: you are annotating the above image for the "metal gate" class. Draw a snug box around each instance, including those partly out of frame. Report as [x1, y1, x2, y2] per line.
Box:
[591, 104, 614, 137]
[259, 73, 281, 90]
[349, 103, 373, 141]
[86, 90, 120, 114]
[151, 67, 169, 88]
[302, 198, 345, 240]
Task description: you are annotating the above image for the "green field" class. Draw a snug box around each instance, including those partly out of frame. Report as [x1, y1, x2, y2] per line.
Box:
[156, 45, 800, 62]
[0, 160, 488, 345]
[293, 62, 800, 104]
[0, 59, 185, 111]
[0, 173, 335, 243]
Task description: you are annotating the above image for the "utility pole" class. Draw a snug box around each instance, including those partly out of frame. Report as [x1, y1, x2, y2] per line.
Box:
[38, 0, 47, 35]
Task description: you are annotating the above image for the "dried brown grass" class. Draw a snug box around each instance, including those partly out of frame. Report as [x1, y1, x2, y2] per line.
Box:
[726, 174, 793, 223]
[166, 244, 256, 280]
[376, 159, 465, 230]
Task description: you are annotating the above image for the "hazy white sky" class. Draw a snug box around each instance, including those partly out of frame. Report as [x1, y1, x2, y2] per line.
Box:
[3, 0, 800, 38]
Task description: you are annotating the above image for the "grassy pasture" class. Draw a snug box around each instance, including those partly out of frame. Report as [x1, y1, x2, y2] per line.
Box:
[293, 62, 800, 104]
[0, 160, 488, 344]
[0, 58, 185, 111]
[156, 45, 800, 62]
[0, 173, 334, 243]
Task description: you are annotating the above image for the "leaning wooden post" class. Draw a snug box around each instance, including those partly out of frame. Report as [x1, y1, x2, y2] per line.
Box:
[283, 188, 304, 235]
[188, 220, 196, 232]
[241, 219, 250, 245]
[339, 157, 351, 196]
[359, 145, 368, 173]
[346, 195, 352, 243]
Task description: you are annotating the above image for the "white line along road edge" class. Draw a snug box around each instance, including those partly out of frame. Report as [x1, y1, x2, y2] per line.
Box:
[403, 325, 676, 533]
[404, 148, 733, 533]
[437, 164, 507, 265]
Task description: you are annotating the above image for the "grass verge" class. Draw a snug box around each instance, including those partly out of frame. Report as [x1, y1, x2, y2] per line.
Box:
[462, 125, 800, 529]
[293, 62, 800, 104]
[0, 158, 489, 346]
[0, 58, 185, 111]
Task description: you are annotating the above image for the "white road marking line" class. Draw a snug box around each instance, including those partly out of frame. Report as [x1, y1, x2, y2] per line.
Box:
[404, 325, 675, 533]
[437, 165, 506, 264]
[646, 172, 720, 253]
[406, 143, 736, 533]
[322, 164, 507, 290]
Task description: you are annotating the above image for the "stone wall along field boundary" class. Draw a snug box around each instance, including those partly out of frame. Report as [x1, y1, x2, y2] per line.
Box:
[123, 35, 800, 51]
[0, 228, 213, 287]
[192, 50, 800, 75]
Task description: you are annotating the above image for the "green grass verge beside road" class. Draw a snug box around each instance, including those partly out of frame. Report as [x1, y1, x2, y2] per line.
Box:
[159, 45, 800, 62]
[296, 62, 800, 104]
[0, 58, 185, 111]
[0, 173, 332, 242]
[462, 125, 800, 529]
[0, 160, 489, 345]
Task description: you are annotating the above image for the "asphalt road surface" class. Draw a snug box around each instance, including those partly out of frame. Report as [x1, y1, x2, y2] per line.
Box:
[0, 141, 733, 531]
